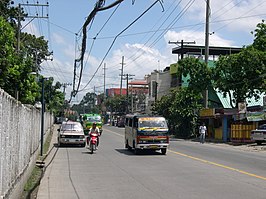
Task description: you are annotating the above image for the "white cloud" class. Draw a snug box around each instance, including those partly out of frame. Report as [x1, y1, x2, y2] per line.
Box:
[21, 21, 40, 36]
[179, 0, 265, 33]
[52, 33, 67, 45]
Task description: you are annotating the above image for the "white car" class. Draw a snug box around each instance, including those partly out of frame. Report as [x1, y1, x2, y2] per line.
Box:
[57, 121, 86, 147]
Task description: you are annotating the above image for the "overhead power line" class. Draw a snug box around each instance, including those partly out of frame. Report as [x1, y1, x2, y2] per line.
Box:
[71, 0, 125, 101]
[77, 0, 164, 95]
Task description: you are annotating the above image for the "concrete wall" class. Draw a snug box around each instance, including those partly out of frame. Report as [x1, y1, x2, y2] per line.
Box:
[0, 89, 53, 199]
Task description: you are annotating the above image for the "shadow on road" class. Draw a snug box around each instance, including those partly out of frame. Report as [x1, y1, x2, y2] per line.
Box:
[115, 148, 164, 156]
[54, 143, 86, 148]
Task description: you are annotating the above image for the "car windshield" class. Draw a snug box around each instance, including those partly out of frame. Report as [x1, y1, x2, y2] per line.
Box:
[87, 116, 101, 123]
[62, 124, 82, 131]
[139, 119, 167, 128]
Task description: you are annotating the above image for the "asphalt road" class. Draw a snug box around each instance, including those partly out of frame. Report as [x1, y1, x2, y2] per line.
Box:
[37, 125, 266, 199]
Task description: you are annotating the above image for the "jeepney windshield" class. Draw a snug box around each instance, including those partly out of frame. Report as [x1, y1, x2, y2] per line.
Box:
[138, 118, 168, 128]
[86, 116, 101, 123]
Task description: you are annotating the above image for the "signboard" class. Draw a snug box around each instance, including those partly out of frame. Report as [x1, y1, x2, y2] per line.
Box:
[199, 108, 215, 117]
[246, 112, 266, 122]
[238, 102, 247, 114]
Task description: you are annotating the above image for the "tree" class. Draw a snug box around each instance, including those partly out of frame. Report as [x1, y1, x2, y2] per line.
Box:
[152, 57, 211, 137]
[105, 95, 127, 114]
[0, 0, 25, 28]
[252, 20, 266, 52]
[213, 21, 266, 108]
[153, 88, 202, 137]
[177, 57, 212, 93]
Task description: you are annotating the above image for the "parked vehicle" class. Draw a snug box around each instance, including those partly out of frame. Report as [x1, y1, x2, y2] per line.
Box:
[125, 114, 169, 155]
[251, 124, 266, 145]
[87, 132, 99, 154]
[57, 121, 86, 147]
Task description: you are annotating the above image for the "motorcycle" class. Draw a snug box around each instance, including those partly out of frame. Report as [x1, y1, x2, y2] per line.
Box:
[87, 132, 98, 154]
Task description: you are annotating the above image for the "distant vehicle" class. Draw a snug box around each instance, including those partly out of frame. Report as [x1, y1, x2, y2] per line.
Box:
[81, 113, 103, 135]
[55, 117, 65, 124]
[251, 124, 266, 145]
[125, 114, 169, 155]
[117, 117, 125, 127]
[57, 121, 86, 147]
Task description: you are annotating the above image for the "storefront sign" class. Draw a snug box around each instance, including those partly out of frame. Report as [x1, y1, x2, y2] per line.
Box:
[246, 112, 266, 122]
[199, 108, 215, 117]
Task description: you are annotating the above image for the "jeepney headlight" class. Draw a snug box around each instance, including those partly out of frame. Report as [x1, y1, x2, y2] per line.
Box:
[60, 135, 65, 138]
[139, 140, 147, 143]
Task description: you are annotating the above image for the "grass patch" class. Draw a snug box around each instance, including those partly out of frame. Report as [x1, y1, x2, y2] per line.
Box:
[23, 166, 42, 193]
[21, 128, 54, 198]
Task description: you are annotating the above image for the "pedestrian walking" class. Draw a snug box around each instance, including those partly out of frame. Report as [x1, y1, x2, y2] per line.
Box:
[199, 122, 207, 144]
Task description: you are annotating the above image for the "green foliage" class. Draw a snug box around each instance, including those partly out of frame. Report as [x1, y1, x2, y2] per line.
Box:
[153, 88, 202, 138]
[213, 46, 266, 108]
[177, 57, 212, 92]
[252, 20, 266, 51]
[152, 57, 210, 137]
[105, 95, 127, 114]
[71, 92, 101, 115]
[0, 0, 25, 28]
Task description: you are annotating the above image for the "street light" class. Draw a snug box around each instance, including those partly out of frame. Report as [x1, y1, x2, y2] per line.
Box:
[40, 77, 45, 157]
[40, 77, 50, 157]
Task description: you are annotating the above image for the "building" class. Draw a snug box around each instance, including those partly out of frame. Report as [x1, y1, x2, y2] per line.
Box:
[128, 79, 148, 113]
[145, 68, 172, 114]
[171, 44, 265, 142]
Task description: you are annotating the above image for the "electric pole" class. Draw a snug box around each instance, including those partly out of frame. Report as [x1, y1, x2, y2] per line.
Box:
[17, 2, 49, 52]
[103, 63, 107, 101]
[123, 74, 135, 113]
[120, 56, 125, 95]
[62, 83, 72, 96]
[168, 40, 195, 86]
[168, 40, 195, 59]
[204, 0, 210, 108]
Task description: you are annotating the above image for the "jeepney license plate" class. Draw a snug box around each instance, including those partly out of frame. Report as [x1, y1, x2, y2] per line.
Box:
[149, 145, 158, 149]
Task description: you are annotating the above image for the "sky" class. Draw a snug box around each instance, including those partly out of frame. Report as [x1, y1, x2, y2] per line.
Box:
[16, 0, 266, 104]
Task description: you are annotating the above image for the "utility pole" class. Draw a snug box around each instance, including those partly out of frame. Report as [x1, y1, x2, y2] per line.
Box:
[168, 40, 195, 86]
[120, 56, 125, 95]
[154, 81, 158, 102]
[17, 4, 21, 52]
[103, 63, 107, 101]
[94, 86, 96, 108]
[204, 0, 210, 108]
[17, 2, 49, 52]
[123, 74, 134, 113]
[62, 83, 72, 96]
[168, 40, 195, 59]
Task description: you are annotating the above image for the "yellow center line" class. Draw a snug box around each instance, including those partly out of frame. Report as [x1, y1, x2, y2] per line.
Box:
[168, 149, 266, 181]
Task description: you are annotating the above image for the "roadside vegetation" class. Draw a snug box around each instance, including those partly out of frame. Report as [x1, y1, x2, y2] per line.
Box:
[21, 128, 54, 199]
[0, 1, 65, 115]
[152, 20, 266, 138]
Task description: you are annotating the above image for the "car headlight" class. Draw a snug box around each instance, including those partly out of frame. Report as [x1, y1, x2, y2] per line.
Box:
[60, 135, 65, 138]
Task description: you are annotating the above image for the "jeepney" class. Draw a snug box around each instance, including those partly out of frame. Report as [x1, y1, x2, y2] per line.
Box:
[82, 113, 103, 135]
[124, 114, 169, 155]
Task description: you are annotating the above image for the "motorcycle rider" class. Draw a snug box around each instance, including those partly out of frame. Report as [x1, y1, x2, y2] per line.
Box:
[88, 122, 100, 148]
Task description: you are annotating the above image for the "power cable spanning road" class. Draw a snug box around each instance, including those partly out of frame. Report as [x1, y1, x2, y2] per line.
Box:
[37, 125, 266, 199]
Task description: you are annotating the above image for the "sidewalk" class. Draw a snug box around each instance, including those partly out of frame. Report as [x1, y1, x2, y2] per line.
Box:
[36, 124, 59, 199]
